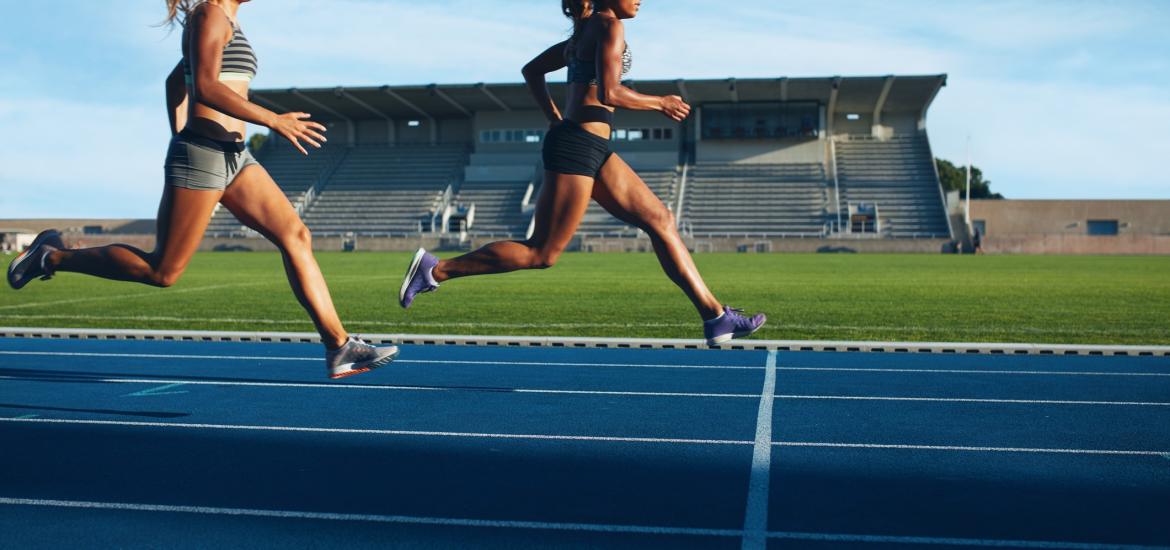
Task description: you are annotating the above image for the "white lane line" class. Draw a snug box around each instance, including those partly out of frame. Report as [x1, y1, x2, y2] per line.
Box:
[8, 351, 1170, 377]
[0, 375, 756, 399]
[2, 417, 1166, 457]
[767, 530, 1170, 549]
[0, 351, 758, 370]
[783, 367, 1170, 378]
[0, 351, 320, 362]
[1, 313, 1157, 335]
[0, 497, 742, 538]
[0, 498, 1161, 549]
[741, 350, 777, 550]
[0, 418, 750, 446]
[773, 442, 1170, 457]
[777, 395, 1170, 407]
[2, 368, 1164, 405]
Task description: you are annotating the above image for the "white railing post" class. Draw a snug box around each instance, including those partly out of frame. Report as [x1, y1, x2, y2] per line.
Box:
[674, 162, 689, 229]
[830, 137, 843, 234]
[520, 180, 535, 211]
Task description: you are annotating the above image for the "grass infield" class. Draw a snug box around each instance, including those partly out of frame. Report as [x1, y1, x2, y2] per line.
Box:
[2, 252, 1168, 345]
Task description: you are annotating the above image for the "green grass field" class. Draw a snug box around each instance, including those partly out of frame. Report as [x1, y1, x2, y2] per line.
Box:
[2, 252, 1168, 345]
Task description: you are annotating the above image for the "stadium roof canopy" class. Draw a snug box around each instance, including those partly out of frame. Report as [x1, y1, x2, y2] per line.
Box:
[250, 75, 946, 122]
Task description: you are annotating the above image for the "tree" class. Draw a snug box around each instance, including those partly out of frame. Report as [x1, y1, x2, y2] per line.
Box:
[935, 158, 1003, 199]
[247, 132, 269, 153]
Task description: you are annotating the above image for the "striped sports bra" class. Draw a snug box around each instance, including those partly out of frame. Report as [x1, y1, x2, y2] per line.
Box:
[182, 18, 258, 84]
[567, 40, 631, 86]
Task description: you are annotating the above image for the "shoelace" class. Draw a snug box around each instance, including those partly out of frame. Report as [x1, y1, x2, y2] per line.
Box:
[726, 308, 757, 327]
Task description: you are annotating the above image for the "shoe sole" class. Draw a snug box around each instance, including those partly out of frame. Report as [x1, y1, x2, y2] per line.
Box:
[7, 230, 60, 290]
[398, 248, 428, 308]
[706, 317, 767, 346]
[330, 347, 401, 380]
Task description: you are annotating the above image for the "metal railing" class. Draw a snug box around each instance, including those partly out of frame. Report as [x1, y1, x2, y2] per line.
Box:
[430, 183, 454, 233]
[674, 162, 689, 229]
[829, 137, 843, 233]
[922, 129, 956, 240]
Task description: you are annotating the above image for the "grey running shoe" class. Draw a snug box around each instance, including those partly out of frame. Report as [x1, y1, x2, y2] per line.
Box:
[399, 247, 439, 308]
[326, 336, 400, 379]
[7, 229, 64, 290]
[703, 305, 767, 346]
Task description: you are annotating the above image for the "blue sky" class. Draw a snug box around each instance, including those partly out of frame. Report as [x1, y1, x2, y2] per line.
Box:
[1, 0, 1168, 218]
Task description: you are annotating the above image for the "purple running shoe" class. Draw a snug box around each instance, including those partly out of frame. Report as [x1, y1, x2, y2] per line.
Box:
[399, 248, 439, 308]
[703, 305, 767, 346]
[7, 229, 64, 290]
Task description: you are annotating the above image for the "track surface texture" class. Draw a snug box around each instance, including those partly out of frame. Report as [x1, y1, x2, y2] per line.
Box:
[1, 337, 1168, 549]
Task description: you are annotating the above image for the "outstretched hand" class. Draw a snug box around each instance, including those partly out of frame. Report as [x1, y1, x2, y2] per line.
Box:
[661, 95, 691, 122]
[270, 112, 327, 155]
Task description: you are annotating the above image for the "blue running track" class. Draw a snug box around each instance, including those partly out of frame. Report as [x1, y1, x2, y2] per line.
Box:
[1, 337, 1168, 549]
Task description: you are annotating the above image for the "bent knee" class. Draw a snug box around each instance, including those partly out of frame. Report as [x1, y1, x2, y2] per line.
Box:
[519, 240, 560, 270]
[647, 208, 676, 233]
[277, 223, 313, 250]
[150, 268, 184, 288]
[533, 249, 560, 270]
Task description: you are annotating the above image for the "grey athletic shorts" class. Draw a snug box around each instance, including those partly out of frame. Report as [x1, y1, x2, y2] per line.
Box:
[164, 129, 259, 191]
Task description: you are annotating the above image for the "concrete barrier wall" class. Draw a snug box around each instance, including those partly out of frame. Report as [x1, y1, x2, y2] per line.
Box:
[579, 236, 948, 254]
[985, 234, 1170, 255]
[56, 233, 949, 254]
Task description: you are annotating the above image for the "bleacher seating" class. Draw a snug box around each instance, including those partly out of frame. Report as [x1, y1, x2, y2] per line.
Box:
[456, 180, 533, 237]
[205, 140, 343, 235]
[682, 163, 829, 236]
[576, 168, 679, 236]
[834, 136, 950, 238]
[302, 144, 468, 235]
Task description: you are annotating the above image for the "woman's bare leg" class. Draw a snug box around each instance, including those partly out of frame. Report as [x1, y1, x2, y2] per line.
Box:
[431, 172, 594, 282]
[46, 185, 221, 287]
[219, 165, 347, 349]
[592, 154, 723, 321]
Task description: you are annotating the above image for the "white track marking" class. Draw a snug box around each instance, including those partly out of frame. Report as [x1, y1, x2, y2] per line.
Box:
[3, 418, 1167, 457]
[0, 498, 1163, 549]
[782, 366, 1170, 378]
[777, 395, 1170, 407]
[772, 442, 1170, 456]
[0, 350, 756, 370]
[4, 373, 1165, 405]
[6, 350, 1170, 375]
[0, 417, 749, 445]
[741, 351, 777, 550]
[0, 375, 755, 399]
[0, 283, 267, 311]
[767, 530, 1170, 549]
[0, 313, 1156, 336]
[0, 350, 317, 361]
[0, 497, 741, 538]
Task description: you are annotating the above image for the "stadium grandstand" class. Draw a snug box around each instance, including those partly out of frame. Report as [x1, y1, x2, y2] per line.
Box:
[210, 75, 953, 252]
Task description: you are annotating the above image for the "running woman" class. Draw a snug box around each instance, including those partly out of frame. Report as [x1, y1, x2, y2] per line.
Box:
[6, 0, 398, 378]
[399, 0, 766, 345]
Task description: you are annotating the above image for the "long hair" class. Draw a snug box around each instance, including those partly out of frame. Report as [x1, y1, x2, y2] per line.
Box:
[562, 0, 607, 38]
[163, 0, 200, 28]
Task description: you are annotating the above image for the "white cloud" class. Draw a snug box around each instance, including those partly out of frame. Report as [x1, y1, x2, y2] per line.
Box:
[2, 0, 1169, 220]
